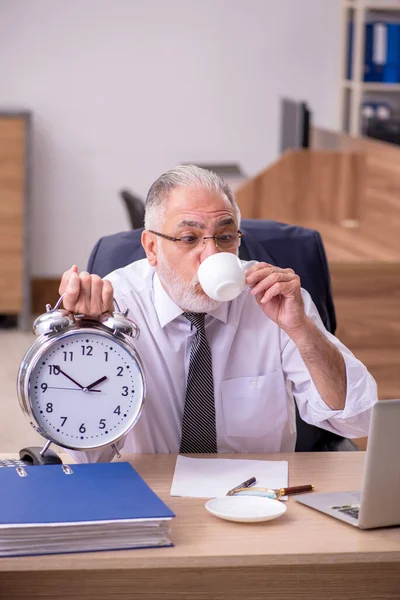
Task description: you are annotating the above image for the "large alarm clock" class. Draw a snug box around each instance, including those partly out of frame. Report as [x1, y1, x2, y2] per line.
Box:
[17, 296, 146, 458]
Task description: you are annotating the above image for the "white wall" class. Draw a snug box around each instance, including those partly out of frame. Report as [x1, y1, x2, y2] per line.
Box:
[0, 0, 341, 276]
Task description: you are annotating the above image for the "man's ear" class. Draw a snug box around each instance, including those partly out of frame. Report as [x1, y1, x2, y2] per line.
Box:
[141, 230, 158, 266]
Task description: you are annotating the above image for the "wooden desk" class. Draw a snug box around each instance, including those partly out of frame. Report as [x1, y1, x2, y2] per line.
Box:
[0, 453, 399, 600]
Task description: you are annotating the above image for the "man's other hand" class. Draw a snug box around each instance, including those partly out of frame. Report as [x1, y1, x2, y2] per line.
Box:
[245, 262, 306, 335]
[59, 265, 114, 317]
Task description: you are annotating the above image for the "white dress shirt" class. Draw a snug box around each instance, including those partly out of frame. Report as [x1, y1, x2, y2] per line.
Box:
[70, 259, 377, 463]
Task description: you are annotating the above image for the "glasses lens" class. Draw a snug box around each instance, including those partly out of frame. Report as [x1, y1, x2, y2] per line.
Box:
[177, 235, 201, 248]
[216, 234, 240, 249]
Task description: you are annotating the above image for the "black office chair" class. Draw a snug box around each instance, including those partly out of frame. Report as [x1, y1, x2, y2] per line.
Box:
[119, 189, 145, 229]
[87, 219, 358, 453]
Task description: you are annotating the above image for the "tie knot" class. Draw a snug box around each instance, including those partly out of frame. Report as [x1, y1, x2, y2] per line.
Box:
[183, 312, 206, 332]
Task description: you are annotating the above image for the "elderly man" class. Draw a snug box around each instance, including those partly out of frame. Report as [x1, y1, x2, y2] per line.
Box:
[60, 165, 377, 462]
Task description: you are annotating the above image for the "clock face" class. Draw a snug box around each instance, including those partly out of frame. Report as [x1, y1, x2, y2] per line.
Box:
[27, 330, 144, 449]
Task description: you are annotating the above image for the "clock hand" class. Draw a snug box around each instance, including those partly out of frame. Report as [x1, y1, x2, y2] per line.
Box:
[86, 376, 108, 390]
[56, 368, 85, 390]
[45, 386, 101, 392]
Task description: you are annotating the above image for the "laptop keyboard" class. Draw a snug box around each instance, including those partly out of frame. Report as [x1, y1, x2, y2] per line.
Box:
[332, 504, 360, 520]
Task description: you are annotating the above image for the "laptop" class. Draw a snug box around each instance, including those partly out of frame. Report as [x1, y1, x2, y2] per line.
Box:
[296, 399, 400, 529]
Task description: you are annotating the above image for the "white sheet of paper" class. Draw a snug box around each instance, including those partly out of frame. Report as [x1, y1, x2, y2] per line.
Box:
[170, 455, 288, 498]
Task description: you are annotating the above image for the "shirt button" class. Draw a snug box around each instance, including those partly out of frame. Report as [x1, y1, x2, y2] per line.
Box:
[251, 380, 257, 389]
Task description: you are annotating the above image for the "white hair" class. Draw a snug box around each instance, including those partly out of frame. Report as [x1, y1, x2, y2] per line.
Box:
[144, 164, 241, 230]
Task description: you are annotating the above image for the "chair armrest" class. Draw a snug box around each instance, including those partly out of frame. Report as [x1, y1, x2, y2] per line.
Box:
[313, 435, 359, 452]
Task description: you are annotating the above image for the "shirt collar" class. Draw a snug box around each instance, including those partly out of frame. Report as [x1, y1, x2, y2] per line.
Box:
[153, 272, 229, 328]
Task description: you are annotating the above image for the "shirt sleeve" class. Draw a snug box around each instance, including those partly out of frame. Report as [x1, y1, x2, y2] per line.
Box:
[281, 289, 378, 438]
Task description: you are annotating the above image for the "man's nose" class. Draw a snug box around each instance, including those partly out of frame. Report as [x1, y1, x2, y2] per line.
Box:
[199, 237, 219, 262]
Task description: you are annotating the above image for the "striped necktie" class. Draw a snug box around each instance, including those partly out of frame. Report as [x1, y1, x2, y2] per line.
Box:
[179, 312, 217, 454]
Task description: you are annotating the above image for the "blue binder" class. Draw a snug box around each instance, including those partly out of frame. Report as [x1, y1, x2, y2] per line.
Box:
[364, 22, 385, 82]
[383, 23, 400, 83]
[0, 462, 175, 556]
[347, 21, 385, 81]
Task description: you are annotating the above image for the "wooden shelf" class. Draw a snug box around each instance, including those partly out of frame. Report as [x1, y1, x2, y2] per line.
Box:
[345, 0, 400, 10]
[339, 0, 400, 136]
[342, 79, 400, 91]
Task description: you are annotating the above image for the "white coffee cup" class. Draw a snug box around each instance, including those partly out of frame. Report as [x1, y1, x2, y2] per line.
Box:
[197, 253, 258, 302]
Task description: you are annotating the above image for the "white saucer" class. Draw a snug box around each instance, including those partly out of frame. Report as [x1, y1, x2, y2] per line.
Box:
[205, 496, 287, 523]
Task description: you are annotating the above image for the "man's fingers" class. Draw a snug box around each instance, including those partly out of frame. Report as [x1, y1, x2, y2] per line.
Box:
[259, 281, 299, 304]
[59, 268, 115, 317]
[245, 263, 274, 282]
[62, 271, 81, 311]
[59, 265, 79, 295]
[250, 271, 296, 297]
[90, 275, 105, 316]
[78, 271, 92, 311]
[246, 265, 293, 285]
[102, 279, 115, 313]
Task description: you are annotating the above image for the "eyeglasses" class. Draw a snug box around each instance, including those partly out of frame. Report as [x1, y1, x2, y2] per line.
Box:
[148, 230, 244, 250]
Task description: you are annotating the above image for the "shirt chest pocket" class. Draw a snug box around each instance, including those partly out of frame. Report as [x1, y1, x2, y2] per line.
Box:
[221, 373, 287, 438]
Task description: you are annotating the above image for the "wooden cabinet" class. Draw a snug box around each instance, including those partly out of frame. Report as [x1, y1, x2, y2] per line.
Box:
[0, 113, 31, 328]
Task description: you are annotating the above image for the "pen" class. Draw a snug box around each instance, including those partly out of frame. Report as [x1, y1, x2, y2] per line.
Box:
[231, 484, 315, 499]
[226, 476, 256, 496]
[278, 484, 314, 497]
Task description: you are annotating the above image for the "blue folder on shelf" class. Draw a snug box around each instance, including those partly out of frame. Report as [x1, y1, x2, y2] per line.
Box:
[383, 23, 400, 83]
[364, 22, 385, 82]
[0, 462, 175, 557]
[347, 21, 389, 82]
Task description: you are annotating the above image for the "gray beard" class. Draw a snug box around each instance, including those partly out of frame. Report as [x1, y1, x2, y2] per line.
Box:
[156, 253, 222, 313]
